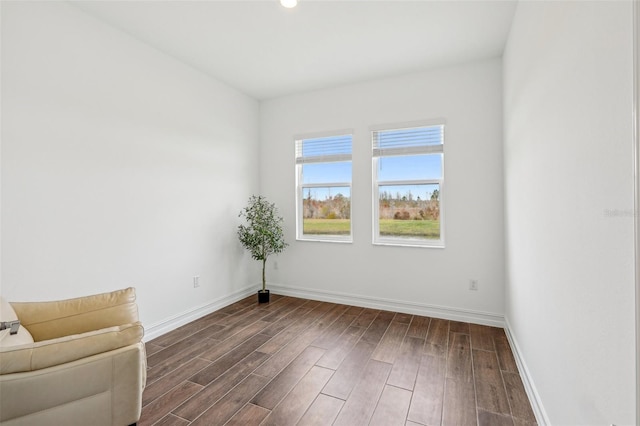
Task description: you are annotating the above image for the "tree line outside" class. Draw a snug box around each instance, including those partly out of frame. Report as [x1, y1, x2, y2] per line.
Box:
[302, 189, 440, 239]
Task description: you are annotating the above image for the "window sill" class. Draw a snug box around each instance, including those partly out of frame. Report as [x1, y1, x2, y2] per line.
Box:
[373, 239, 445, 249]
[296, 237, 352, 244]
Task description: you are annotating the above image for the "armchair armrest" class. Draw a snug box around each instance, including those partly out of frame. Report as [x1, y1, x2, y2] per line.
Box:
[10, 287, 139, 341]
[0, 321, 144, 374]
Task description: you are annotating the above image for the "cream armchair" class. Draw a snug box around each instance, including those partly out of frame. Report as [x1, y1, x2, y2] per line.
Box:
[0, 288, 146, 426]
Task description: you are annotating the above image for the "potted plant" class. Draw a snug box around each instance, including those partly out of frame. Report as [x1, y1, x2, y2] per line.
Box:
[237, 195, 288, 303]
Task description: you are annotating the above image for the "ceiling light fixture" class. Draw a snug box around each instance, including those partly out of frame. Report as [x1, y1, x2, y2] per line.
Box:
[280, 0, 297, 8]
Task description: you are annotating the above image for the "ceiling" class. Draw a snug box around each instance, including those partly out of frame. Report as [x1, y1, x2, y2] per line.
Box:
[73, 0, 517, 100]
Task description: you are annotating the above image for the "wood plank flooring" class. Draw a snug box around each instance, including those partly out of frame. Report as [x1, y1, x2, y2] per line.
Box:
[140, 295, 537, 426]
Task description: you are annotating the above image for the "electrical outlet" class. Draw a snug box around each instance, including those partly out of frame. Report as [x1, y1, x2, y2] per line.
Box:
[469, 279, 478, 291]
[193, 276, 200, 288]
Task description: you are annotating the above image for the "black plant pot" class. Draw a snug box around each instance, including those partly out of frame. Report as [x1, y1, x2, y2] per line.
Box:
[257, 289, 270, 304]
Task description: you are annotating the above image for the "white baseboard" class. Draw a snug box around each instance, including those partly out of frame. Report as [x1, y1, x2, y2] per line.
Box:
[143, 285, 256, 342]
[268, 283, 505, 327]
[504, 317, 550, 425]
[143, 282, 505, 339]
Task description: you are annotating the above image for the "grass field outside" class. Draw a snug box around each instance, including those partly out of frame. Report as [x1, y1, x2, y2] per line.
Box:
[379, 219, 440, 239]
[302, 218, 439, 239]
[303, 219, 351, 235]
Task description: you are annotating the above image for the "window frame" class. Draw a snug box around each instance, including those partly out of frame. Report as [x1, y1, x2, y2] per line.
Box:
[295, 131, 354, 243]
[371, 120, 445, 248]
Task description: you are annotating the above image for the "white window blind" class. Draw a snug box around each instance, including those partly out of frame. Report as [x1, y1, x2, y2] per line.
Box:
[372, 124, 444, 157]
[295, 134, 352, 164]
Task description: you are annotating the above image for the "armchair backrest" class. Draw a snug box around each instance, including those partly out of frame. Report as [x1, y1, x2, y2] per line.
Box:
[10, 287, 139, 342]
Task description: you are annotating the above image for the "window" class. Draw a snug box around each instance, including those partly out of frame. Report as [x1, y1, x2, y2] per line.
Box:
[372, 122, 445, 247]
[295, 133, 352, 242]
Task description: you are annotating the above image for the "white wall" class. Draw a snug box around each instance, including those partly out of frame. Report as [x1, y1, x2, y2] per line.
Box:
[1, 2, 260, 332]
[260, 58, 505, 323]
[503, 1, 636, 424]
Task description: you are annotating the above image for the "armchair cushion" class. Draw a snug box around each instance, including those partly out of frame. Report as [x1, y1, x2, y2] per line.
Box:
[0, 321, 143, 374]
[10, 287, 139, 342]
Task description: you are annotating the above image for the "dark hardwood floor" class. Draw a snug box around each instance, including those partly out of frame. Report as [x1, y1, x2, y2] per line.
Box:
[140, 294, 537, 426]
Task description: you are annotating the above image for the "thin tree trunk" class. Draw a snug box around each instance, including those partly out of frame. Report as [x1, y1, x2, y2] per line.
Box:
[262, 258, 267, 292]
